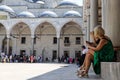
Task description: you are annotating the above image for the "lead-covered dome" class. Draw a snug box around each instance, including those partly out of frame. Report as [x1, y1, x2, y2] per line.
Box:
[0, 5, 15, 13]
[18, 11, 35, 18]
[56, 0, 80, 7]
[63, 10, 82, 17]
[25, 0, 44, 4]
[36, 0, 44, 4]
[39, 11, 58, 18]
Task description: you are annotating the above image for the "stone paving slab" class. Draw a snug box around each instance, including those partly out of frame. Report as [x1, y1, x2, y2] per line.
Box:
[28, 64, 102, 80]
[0, 63, 102, 80]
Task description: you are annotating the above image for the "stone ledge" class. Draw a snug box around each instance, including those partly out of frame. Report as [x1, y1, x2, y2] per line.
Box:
[114, 46, 120, 51]
[101, 62, 120, 80]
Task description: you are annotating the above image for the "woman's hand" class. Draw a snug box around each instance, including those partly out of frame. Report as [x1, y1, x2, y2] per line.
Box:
[86, 41, 91, 47]
[86, 41, 96, 49]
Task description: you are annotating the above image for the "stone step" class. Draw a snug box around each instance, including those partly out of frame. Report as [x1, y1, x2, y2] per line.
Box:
[101, 62, 120, 80]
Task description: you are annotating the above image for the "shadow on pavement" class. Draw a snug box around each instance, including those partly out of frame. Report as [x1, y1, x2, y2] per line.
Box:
[28, 64, 101, 80]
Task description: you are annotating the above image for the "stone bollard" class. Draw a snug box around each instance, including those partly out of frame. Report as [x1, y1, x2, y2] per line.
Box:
[101, 62, 120, 80]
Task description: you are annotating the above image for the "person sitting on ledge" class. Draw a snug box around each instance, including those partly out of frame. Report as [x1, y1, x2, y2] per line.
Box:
[77, 25, 114, 77]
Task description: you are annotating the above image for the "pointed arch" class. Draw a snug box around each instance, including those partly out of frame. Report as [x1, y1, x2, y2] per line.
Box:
[60, 21, 83, 35]
[35, 21, 57, 37]
[10, 22, 31, 37]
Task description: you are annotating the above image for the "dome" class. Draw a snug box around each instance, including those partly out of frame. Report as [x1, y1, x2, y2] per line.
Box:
[39, 11, 58, 18]
[0, 5, 15, 13]
[36, 1, 45, 4]
[18, 11, 35, 18]
[25, 0, 44, 4]
[63, 10, 82, 17]
[57, 0, 80, 7]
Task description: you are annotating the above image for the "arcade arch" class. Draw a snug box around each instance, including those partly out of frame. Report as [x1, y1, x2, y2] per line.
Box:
[34, 22, 57, 60]
[10, 22, 31, 55]
[60, 21, 83, 59]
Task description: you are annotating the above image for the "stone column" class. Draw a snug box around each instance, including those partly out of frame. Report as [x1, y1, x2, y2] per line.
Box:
[7, 35, 10, 55]
[86, 8, 90, 41]
[102, 0, 120, 47]
[102, 0, 120, 62]
[31, 37, 35, 55]
[15, 38, 17, 54]
[90, 0, 98, 31]
[57, 37, 60, 59]
[56, 26, 61, 61]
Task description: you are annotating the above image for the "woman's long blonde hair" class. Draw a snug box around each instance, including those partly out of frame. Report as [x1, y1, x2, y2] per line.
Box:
[94, 25, 105, 38]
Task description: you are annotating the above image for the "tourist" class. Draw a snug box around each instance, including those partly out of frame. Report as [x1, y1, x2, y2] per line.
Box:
[77, 25, 114, 77]
[80, 45, 88, 66]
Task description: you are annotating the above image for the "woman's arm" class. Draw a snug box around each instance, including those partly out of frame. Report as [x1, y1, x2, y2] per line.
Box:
[86, 41, 96, 47]
[90, 31, 100, 46]
[90, 31, 96, 43]
[86, 39, 108, 51]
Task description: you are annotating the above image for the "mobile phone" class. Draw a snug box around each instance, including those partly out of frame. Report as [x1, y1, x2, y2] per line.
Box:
[86, 41, 90, 44]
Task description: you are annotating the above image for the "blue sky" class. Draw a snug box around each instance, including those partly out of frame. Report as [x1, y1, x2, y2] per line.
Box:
[66, 0, 83, 6]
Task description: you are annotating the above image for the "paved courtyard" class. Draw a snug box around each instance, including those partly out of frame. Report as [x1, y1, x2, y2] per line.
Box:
[0, 63, 102, 80]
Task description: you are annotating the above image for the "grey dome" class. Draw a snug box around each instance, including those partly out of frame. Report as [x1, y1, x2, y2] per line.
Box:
[36, 1, 45, 4]
[57, 0, 80, 7]
[63, 10, 82, 17]
[25, 0, 44, 4]
[18, 11, 35, 18]
[0, 5, 15, 13]
[39, 11, 58, 18]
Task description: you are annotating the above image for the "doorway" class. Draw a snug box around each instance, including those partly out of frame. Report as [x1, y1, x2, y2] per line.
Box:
[64, 51, 69, 59]
[75, 51, 81, 58]
[52, 50, 57, 61]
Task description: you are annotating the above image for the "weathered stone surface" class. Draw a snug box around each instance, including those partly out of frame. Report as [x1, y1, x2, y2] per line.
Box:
[101, 62, 120, 80]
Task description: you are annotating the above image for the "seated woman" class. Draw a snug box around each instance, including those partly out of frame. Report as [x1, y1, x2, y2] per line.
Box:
[77, 25, 114, 77]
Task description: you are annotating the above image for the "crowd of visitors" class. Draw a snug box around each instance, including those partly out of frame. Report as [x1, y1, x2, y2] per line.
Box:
[0, 52, 77, 64]
[0, 52, 43, 63]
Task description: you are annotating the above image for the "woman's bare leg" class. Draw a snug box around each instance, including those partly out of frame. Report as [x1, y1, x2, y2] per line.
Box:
[84, 53, 93, 73]
[80, 49, 94, 69]
[80, 49, 94, 76]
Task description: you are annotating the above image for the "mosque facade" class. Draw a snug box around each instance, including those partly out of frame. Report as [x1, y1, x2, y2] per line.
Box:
[0, 0, 84, 61]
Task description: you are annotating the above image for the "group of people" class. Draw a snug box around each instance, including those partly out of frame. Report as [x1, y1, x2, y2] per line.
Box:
[0, 53, 43, 63]
[77, 25, 114, 77]
[0, 52, 76, 63]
